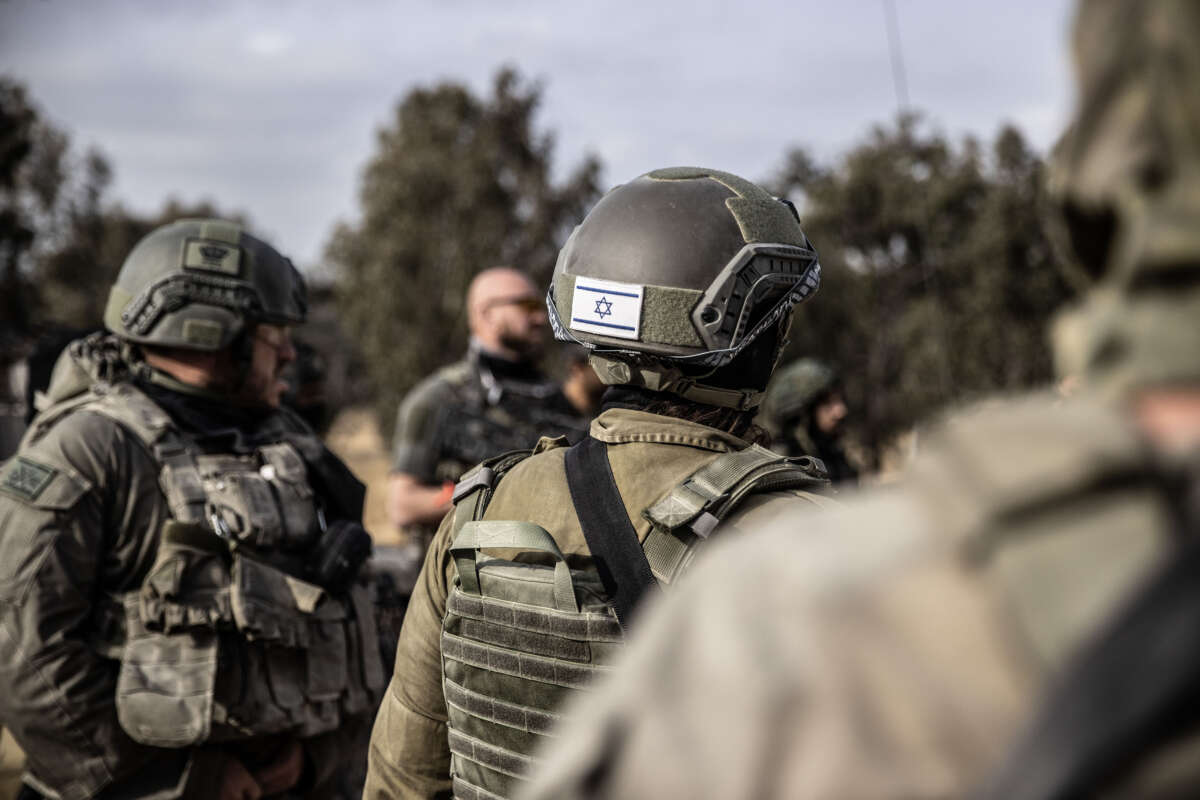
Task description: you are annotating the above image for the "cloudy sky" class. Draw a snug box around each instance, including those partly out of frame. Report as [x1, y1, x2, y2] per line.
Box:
[1, 0, 1076, 271]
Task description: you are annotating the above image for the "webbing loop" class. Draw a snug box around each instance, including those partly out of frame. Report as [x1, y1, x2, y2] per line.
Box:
[450, 521, 578, 613]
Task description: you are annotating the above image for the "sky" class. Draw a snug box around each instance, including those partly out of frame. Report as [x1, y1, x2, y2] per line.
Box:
[0, 0, 1077, 272]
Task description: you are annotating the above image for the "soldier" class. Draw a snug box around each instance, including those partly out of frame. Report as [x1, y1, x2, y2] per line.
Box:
[560, 346, 606, 418]
[364, 167, 833, 799]
[523, 2, 1200, 798]
[385, 267, 586, 586]
[0, 219, 386, 799]
[759, 358, 859, 484]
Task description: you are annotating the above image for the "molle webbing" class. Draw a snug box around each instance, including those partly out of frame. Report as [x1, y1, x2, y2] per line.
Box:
[449, 729, 536, 780]
[447, 591, 622, 649]
[445, 677, 563, 736]
[442, 620, 613, 690]
[641, 444, 826, 583]
[453, 776, 507, 800]
[444, 448, 623, 800]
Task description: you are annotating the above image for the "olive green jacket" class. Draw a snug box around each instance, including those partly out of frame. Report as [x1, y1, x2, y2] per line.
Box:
[0, 346, 362, 799]
[364, 408, 832, 798]
[524, 394, 1200, 799]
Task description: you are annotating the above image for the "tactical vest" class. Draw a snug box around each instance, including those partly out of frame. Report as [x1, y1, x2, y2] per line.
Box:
[441, 440, 826, 799]
[47, 382, 387, 748]
[429, 358, 586, 485]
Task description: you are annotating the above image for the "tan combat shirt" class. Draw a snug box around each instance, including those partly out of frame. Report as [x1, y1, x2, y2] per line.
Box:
[523, 394, 1197, 799]
[364, 408, 831, 798]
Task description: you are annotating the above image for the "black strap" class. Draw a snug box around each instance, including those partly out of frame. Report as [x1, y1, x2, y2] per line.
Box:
[975, 528, 1200, 800]
[563, 436, 658, 631]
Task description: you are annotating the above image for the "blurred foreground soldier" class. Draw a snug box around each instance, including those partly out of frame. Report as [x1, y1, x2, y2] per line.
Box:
[760, 358, 859, 484]
[386, 267, 585, 586]
[0, 220, 385, 799]
[523, 3, 1200, 799]
[364, 167, 831, 799]
[1, 726, 22, 800]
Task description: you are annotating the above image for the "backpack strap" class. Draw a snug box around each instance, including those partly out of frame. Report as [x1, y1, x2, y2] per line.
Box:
[974, 502, 1200, 800]
[563, 436, 659, 632]
[641, 444, 827, 584]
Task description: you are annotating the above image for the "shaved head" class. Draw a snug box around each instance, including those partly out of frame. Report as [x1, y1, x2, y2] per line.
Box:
[467, 267, 548, 361]
[467, 267, 538, 320]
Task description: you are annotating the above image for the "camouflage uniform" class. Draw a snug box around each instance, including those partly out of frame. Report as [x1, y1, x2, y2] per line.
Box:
[523, 2, 1200, 797]
[390, 342, 586, 546]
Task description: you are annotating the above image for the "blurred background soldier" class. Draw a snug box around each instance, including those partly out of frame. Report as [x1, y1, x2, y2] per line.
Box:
[365, 167, 832, 799]
[385, 267, 586, 590]
[759, 358, 859, 484]
[560, 345, 606, 418]
[523, 2, 1200, 798]
[0, 219, 384, 799]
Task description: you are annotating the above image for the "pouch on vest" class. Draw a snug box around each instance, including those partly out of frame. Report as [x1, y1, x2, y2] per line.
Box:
[116, 521, 227, 748]
[116, 521, 386, 747]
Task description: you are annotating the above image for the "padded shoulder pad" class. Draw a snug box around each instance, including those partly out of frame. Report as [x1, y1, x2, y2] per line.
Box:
[0, 455, 92, 510]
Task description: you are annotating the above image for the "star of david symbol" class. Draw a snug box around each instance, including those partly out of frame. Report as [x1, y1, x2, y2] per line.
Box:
[594, 296, 613, 319]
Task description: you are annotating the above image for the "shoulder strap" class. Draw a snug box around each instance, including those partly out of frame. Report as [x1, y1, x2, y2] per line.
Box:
[449, 448, 538, 538]
[564, 436, 659, 631]
[974, 515, 1200, 800]
[641, 444, 827, 583]
[85, 384, 212, 524]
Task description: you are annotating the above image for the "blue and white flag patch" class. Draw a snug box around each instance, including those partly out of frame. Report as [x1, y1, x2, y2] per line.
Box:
[570, 277, 644, 340]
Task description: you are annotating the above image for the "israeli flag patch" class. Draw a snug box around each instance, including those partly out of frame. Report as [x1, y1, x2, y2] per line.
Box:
[570, 277, 643, 340]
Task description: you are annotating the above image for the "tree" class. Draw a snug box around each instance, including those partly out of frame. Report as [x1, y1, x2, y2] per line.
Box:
[327, 67, 602, 431]
[35, 196, 251, 329]
[0, 78, 68, 342]
[1, 76, 250, 337]
[770, 115, 1072, 465]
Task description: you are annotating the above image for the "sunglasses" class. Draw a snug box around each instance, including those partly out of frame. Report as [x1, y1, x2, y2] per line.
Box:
[484, 295, 546, 314]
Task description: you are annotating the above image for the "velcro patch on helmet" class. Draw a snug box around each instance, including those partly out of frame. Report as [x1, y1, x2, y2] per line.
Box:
[570, 278, 643, 341]
[182, 319, 225, 349]
[183, 238, 242, 275]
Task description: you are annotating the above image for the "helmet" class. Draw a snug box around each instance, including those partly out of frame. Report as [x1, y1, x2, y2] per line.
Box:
[547, 167, 820, 409]
[760, 359, 838, 428]
[103, 218, 307, 351]
[1049, 0, 1200, 395]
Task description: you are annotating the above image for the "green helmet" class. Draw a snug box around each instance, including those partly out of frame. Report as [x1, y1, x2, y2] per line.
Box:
[760, 359, 838, 430]
[1049, 0, 1200, 395]
[547, 167, 820, 409]
[103, 218, 307, 352]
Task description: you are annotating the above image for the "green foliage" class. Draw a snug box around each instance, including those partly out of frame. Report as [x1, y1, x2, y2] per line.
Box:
[327, 67, 602, 434]
[770, 115, 1072, 465]
[0, 77, 66, 341]
[1, 76, 249, 338]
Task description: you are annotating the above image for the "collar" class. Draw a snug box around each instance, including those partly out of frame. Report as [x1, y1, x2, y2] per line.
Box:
[588, 407, 750, 453]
